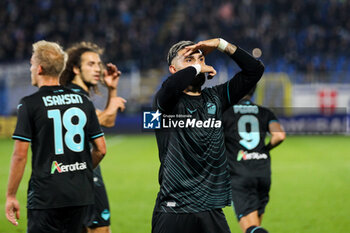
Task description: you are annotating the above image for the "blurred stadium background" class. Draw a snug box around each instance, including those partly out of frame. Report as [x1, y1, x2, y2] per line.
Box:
[0, 0, 349, 232]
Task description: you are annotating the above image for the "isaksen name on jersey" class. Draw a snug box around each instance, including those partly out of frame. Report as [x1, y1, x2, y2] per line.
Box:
[42, 94, 83, 107]
[51, 161, 87, 174]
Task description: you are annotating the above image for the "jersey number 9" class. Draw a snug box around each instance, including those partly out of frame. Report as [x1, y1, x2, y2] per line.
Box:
[237, 115, 260, 150]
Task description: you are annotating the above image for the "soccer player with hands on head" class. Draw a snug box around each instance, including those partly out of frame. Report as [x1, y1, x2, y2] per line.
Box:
[152, 38, 264, 233]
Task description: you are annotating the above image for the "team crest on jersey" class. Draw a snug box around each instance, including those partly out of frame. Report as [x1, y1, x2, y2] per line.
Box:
[207, 102, 216, 115]
[237, 150, 268, 161]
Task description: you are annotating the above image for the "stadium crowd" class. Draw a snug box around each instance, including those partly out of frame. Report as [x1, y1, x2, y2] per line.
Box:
[1, 0, 349, 74]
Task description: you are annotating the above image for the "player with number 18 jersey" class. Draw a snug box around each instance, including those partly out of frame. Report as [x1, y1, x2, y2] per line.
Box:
[13, 86, 104, 209]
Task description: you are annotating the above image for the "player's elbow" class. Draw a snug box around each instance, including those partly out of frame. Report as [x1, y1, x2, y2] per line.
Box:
[98, 110, 117, 128]
[93, 136, 107, 159]
[98, 145, 107, 158]
[12, 153, 27, 163]
[275, 131, 286, 143]
[101, 121, 115, 128]
[256, 61, 265, 77]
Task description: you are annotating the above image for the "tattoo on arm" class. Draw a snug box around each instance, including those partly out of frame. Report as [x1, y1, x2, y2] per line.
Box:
[224, 43, 238, 56]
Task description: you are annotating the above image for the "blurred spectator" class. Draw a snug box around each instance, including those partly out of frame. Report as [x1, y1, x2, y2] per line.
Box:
[0, 0, 349, 74]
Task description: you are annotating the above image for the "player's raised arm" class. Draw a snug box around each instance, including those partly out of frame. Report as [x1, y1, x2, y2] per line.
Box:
[154, 41, 217, 112]
[224, 40, 264, 105]
[185, 38, 264, 107]
[6, 140, 30, 226]
[155, 67, 200, 112]
[97, 63, 126, 127]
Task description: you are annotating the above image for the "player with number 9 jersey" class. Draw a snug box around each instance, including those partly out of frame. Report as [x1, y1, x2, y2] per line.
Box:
[223, 86, 285, 233]
[224, 98, 277, 177]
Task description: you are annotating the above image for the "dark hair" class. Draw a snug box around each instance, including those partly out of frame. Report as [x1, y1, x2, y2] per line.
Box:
[60, 42, 103, 86]
[167, 40, 195, 65]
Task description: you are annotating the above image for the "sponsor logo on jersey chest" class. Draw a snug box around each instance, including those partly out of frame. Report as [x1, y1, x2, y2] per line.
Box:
[237, 150, 268, 161]
[51, 161, 87, 174]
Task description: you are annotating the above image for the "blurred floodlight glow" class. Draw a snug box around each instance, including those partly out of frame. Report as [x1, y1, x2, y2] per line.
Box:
[252, 48, 262, 58]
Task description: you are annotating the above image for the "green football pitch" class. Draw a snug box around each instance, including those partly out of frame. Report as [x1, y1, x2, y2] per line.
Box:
[0, 135, 349, 232]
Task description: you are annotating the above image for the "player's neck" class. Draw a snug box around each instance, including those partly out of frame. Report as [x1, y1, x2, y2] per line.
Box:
[184, 85, 202, 96]
[183, 90, 201, 96]
[72, 76, 89, 93]
[241, 96, 251, 101]
[37, 76, 60, 87]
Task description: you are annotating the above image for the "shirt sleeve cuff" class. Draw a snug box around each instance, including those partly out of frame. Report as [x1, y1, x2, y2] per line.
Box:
[12, 135, 31, 142]
[90, 132, 104, 140]
[191, 64, 201, 76]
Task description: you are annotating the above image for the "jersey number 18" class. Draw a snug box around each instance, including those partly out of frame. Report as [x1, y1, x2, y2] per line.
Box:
[48, 107, 87, 155]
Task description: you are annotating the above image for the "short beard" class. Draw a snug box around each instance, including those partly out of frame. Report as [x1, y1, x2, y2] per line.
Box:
[80, 72, 94, 88]
[81, 72, 99, 95]
[83, 80, 95, 88]
[186, 73, 205, 93]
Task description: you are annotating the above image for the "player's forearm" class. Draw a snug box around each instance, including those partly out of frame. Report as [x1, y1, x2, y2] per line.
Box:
[156, 66, 197, 112]
[97, 109, 117, 128]
[266, 132, 286, 150]
[105, 87, 117, 108]
[163, 66, 197, 92]
[91, 139, 106, 168]
[6, 154, 27, 198]
[224, 47, 264, 105]
[229, 46, 264, 76]
[91, 136, 106, 168]
[91, 149, 105, 168]
[222, 41, 237, 56]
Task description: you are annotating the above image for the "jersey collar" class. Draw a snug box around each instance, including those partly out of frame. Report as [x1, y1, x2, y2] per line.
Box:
[239, 98, 253, 105]
[66, 83, 89, 96]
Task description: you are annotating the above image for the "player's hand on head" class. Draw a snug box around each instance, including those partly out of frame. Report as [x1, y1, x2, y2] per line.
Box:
[103, 63, 121, 89]
[5, 197, 20, 226]
[184, 38, 220, 57]
[201, 64, 217, 79]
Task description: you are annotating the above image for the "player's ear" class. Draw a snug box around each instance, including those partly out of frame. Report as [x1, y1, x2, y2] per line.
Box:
[37, 65, 44, 75]
[169, 65, 176, 74]
[73, 66, 80, 75]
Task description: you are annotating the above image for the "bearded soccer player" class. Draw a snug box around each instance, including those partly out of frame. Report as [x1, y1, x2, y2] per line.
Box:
[152, 38, 264, 233]
[60, 42, 125, 233]
[5, 40, 106, 233]
[223, 86, 286, 233]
